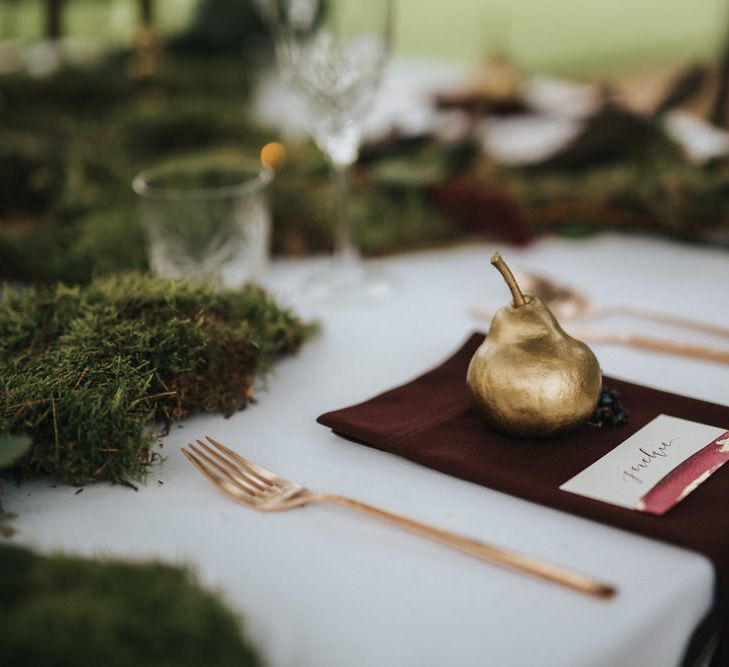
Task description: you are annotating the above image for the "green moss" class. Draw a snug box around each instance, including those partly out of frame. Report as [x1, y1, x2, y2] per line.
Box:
[0, 435, 31, 470]
[0, 207, 148, 285]
[0, 544, 263, 667]
[270, 142, 457, 256]
[0, 51, 459, 285]
[123, 107, 234, 155]
[0, 274, 317, 485]
[0, 133, 65, 216]
[3, 50, 729, 285]
[497, 152, 729, 240]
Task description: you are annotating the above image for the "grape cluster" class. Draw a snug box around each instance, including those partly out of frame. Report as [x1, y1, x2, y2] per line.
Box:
[589, 387, 628, 428]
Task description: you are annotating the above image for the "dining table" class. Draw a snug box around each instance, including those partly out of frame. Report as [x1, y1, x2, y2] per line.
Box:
[5, 230, 729, 667]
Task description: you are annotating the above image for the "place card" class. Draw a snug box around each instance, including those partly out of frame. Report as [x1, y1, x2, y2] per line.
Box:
[560, 414, 729, 515]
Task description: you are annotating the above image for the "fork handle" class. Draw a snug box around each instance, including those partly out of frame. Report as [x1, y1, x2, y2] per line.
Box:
[595, 305, 729, 340]
[316, 494, 615, 600]
[568, 327, 729, 366]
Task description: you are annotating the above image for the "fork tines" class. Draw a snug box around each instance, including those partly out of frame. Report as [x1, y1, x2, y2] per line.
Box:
[182, 436, 278, 498]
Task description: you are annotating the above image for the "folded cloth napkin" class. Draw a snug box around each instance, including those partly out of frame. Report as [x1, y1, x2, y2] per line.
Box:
[318, 333, 729, 665]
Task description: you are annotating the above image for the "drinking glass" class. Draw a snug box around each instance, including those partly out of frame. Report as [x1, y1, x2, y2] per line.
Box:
[266, 0, 393, 301]
[132, 155, 272, 288]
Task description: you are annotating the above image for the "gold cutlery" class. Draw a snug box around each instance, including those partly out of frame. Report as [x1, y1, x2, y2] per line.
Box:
[568, 327, 729, 366]
[515, 271, 729, 340]
[183, 436, 616, 600]
[471, 307, 729, 366]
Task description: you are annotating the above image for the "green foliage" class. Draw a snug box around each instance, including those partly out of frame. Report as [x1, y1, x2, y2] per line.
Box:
[170, 0, 270, 56]
[0, 207, 148, 285]
[0, 55, 262, 283]
[123, 107, 234, 155]
[0, 49, 459, 285]
[0, 544, 263, 667]
[3, 50, 729, 286]
[0, 274, 317, 485]
[0, 63, 128, 114]
[270, 142, 456, 256]
[0, 435, 31, 470]
[498, 146, 729, 240]
[0, 134, 64, 216]
[0, 433, 26, 536]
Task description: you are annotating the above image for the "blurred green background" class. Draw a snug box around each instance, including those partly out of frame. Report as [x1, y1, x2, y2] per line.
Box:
[3, 0, 729, 277]
[395, 0, 729, 74]
[2, 0, 729, 75]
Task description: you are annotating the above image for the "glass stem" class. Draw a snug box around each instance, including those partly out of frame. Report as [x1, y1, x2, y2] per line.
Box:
[331, 163, 360, 268]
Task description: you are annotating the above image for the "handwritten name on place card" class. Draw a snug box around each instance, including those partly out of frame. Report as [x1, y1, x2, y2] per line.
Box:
[560, 414, 729, 515]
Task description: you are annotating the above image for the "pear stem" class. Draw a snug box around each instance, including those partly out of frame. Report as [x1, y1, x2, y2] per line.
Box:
[491, 252, 526, 307]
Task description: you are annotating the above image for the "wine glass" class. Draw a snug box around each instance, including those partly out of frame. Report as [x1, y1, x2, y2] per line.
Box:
[265, 0, 393, 301]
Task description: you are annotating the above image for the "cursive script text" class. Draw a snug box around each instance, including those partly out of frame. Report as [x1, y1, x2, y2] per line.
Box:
[622, 438, 678, 484]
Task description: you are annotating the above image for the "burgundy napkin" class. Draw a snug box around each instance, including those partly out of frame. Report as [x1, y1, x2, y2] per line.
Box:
[318, 333, 729, 664]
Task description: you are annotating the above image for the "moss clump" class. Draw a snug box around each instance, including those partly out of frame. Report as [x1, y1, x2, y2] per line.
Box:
[0, 274, 317, 485]
[0, 51, 459, 285]
[0, 134, 65, 217]
[0, 544, 263, 667]
[123, 108, 234, 155]
[496, 144, 729, 241]
[0, 206, 148, 285]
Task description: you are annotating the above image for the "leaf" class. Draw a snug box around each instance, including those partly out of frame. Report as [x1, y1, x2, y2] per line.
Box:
[0, 435, 31, 470]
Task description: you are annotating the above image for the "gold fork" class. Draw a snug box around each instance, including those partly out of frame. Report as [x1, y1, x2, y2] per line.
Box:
[182, 436, 616, 600]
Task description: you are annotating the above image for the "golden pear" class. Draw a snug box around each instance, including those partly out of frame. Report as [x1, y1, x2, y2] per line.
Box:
[467, 253, 602, 437]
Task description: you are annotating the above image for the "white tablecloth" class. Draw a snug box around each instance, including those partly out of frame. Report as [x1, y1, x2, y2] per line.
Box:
[7, 233, 729, 667]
